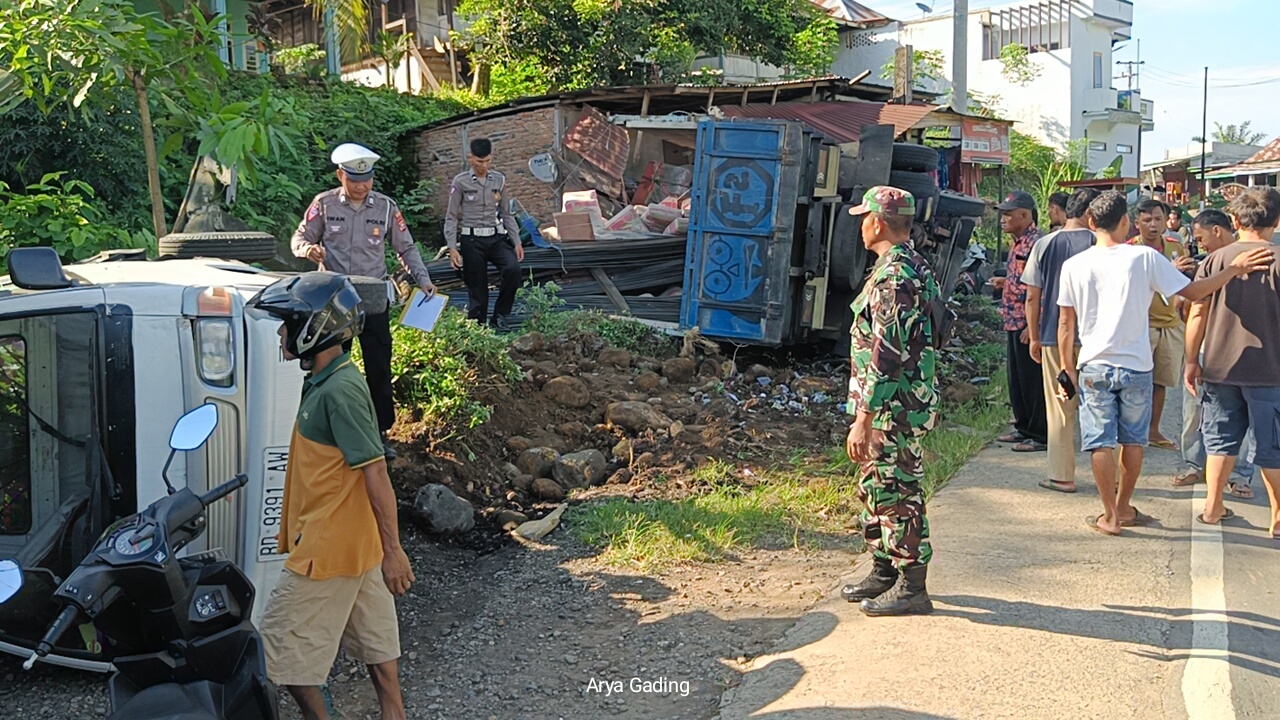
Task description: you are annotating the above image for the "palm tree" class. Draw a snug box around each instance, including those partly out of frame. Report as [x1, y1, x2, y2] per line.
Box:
[304, 0, 371, 61]
[1211, 121, 1266, 146]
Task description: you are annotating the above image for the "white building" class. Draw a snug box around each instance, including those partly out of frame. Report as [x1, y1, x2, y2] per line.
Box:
[834, 0, 1154, 177]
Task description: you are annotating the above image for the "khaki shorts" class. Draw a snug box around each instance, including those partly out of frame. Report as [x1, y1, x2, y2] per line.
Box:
[260, 566, 400, 686]
[1150, 325, 1185, 388]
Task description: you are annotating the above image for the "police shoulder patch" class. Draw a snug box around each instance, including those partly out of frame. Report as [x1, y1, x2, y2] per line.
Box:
[305, 201, 321, 222]
[394, 210, 408, 232]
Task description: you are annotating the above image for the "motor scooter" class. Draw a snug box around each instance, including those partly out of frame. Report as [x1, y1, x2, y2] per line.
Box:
[954, 242, 989, 296]
[0, 403, 278, 720]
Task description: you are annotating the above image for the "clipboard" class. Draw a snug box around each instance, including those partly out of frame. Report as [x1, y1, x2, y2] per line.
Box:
[398, 290, 448, 332]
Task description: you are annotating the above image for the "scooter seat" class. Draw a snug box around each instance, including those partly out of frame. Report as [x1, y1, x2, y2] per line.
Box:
[109, 681, 220, 720]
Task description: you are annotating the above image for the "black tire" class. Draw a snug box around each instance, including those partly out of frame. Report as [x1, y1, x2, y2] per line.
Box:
[158, 232, 277, 263]
[936, 190, 988, 219]
[347, 275, 390, 316]
[891, 143, 940, 172]
[887, 171, 940, 213]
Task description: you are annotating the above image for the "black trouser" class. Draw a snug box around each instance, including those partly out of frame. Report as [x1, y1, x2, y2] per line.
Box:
[1007, 329, 1047, 444]
[461, 235, 521, 321]
[343, 311, 395, 433]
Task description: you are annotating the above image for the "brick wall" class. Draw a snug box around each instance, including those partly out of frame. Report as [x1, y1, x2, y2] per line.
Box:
[414, 107, 561, 240]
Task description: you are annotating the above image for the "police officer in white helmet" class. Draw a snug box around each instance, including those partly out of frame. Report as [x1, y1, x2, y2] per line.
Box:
[291, 142, 437, 460]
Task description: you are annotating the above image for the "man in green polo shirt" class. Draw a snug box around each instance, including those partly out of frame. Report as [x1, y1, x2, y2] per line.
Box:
[247, 272, 415, 720]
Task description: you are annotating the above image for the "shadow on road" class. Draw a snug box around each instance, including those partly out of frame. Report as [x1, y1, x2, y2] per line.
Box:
[933, 594, 1280, 680]
[723, 657, 959, 720]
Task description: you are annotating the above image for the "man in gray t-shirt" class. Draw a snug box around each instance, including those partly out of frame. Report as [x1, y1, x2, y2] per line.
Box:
[1021, 188, 1099, 493]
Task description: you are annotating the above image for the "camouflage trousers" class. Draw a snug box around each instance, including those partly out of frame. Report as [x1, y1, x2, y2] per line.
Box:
[857, 428, 932, 568]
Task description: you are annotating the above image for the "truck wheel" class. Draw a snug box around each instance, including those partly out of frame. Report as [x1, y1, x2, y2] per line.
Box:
[936, 190, 989, 219]
[158, 232, 277, 263]
[830, 205, 872, 293]
[347, 275, 390, 316]
[891, 143, 940, 173]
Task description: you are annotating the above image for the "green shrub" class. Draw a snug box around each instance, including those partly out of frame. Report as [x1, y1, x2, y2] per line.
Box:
[359, 308, 520, 444]
[0, 174, 147, 271]
[516, 281, 676, 357]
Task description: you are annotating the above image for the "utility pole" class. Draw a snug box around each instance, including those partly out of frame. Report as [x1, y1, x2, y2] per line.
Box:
[1201, 66, 1209, 209]
[952, 0, 969, 113]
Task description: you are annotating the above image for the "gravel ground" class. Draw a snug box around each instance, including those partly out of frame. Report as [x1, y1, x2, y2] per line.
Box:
[0, 523, 854, 720]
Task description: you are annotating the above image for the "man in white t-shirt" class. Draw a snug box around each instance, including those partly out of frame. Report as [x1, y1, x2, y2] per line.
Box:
[1055, 191, 1273, 536]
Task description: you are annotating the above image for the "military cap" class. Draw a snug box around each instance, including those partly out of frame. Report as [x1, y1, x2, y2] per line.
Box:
[849, 186, 916, 217]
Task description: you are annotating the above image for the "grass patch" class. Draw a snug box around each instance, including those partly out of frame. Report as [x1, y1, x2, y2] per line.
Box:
[516, 281, 676, 357]
[569, 376, 1010, 570]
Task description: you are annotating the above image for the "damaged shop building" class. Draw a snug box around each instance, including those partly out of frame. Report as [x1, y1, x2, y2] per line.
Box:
[410, 76, 1008, 347]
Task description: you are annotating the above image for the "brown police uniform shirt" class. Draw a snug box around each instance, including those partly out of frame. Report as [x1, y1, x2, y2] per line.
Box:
[442, 170, 521, 251]
[291, 188, 432, 288]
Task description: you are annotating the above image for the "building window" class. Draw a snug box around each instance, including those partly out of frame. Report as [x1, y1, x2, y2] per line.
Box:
[1089, 141, 1107, 152]
[1116, 144, 1134, 154]
[1093, 52, 1103, 88]
[0, 336, 31, 536]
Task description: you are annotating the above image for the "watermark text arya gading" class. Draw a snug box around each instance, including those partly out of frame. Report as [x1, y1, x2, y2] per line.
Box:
[585, 676, 691, 697]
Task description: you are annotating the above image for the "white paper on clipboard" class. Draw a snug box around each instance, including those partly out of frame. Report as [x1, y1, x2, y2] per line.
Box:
[398, 290, 448, 332]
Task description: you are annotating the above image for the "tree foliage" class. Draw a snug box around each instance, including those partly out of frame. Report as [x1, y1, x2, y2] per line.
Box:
[454, 0, 836, 91]
[978, 131, 1087, 230]
[1211, 121, 1266, 146]
[998, 43, 1040, 86]
[879, 49, 946, 90]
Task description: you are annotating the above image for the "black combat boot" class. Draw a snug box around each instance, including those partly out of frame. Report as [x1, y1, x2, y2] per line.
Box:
[490, 314, 511, 331]
[840, 557, 898, 602]
[859, 564, 933, 616]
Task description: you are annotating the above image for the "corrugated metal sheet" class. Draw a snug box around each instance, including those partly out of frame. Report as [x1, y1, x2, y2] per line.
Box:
[814, 0, 893, 26]
[564, 104, 630, 179]
[720, 100, 937, 143]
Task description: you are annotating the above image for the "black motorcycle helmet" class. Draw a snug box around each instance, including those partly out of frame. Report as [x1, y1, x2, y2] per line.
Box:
[246, 272, 365, 360]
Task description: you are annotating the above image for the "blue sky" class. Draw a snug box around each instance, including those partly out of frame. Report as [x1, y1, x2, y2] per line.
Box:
[862, 0, 1280, 165]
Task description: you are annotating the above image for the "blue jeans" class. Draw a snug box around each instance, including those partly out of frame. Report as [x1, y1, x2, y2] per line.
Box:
[1078, 364, 1154, 452]
[1182, 378, 1254, 484]
[1201, 382, 1280, 469]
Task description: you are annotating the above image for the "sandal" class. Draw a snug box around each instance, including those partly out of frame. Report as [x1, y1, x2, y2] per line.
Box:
[1039, 478, 1077, 494]
[1086, 514, 1122, 536]
[997, 431, 1027, 444]
[1149, 437, 1177, 450]
[1120, 507, 1155, 527]
[1196, 508, 1236, 525]
[1172, 471, 1202, 487]
[1012, 440, 1047, 452]
[1227, 483, 1255, 500]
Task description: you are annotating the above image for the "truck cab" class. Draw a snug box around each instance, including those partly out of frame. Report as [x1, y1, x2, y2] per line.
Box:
[0, 248, 302, 669]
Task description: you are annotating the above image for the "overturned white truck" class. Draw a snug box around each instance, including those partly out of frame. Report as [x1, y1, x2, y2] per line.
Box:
[0, 247, 392, 670]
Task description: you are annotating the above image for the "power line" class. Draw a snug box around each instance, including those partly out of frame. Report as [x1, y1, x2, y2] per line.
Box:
[1144, 65, 1280, 89]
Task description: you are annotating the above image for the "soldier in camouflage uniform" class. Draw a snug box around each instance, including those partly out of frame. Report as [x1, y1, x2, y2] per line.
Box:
[840, 186, 941, 617]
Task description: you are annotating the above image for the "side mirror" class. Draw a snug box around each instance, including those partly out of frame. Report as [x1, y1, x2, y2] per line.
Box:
[0, 559, 23, 604]
[169, 403, 219, 452]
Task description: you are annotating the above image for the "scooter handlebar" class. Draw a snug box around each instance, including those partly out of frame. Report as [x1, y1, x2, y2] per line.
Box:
[199, 473, 248, 507]
[30, 605, 80, 666]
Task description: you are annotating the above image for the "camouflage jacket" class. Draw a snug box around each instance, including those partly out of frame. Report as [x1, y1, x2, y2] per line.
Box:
[847, 243, 941, 434]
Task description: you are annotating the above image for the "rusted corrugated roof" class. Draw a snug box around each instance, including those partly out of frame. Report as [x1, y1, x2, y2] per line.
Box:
[564, 105, 630, 179]
[1240, 136, 1280, 164]
[720, 100, 937, 143]
[814, 0, 894, 26]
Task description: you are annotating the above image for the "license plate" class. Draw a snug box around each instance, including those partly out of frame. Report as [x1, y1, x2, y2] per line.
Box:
[258, 447, 289, 561]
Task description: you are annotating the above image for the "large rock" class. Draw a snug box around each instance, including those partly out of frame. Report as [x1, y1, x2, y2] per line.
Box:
[510, 332, 545, 354]
[544, 376, 591, 408]
[507, 436, 534, 452]
[612, 438, 633, 463]
[495, 509, 529, 531]
[598, 348, 633, 369]
[412, 484, 475, 534]
[744, 363, 772, 383]
[605, 401, 675, 434]
[531, 477, 567, 501]
[513, 504, 567, 541]
[517, 447, 560, 478]
[943, 382, 981, 405]
[698, 359, 723, 379]
[553, 449, 608, 489]
[662, 357, 697, 383]
[635, 371, 662, 392]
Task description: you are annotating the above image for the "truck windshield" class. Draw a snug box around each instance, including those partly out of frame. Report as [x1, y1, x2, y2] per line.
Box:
[0, 313, 97, 552]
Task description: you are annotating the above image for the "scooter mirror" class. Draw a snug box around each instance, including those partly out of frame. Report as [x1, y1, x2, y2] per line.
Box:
[0, 559, 23, 604]
[169, 403, 219, 452]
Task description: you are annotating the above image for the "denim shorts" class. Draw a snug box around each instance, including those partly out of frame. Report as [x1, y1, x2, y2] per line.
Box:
[1078, 364, 1153, 451]
[1200, 382, 1280, 468]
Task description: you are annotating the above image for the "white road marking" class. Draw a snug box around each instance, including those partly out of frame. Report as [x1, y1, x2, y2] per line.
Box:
[1181, 487, 1237, 720]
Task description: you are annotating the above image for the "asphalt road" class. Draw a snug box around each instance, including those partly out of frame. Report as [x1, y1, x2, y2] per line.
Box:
[717, 386, 1278, 720]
